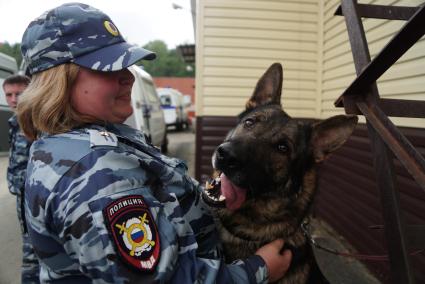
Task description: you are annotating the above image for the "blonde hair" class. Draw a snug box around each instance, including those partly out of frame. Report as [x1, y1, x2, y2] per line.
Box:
[17, 63, 95, 141]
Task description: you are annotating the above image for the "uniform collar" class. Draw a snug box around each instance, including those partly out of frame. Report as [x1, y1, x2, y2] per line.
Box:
[106, 123, 147, 144]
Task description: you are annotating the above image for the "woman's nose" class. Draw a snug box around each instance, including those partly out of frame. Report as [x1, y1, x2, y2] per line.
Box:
[118, 69, 135, 86]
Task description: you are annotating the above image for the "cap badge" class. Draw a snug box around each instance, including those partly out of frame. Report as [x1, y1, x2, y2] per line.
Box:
[104, 20, 119, 36]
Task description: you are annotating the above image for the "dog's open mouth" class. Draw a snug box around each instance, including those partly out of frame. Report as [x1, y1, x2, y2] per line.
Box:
[203, 173, 247, 211]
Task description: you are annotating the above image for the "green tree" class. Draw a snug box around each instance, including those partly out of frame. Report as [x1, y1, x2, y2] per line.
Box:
[138, 40, 194, 77]
[0, 42, 23, 67]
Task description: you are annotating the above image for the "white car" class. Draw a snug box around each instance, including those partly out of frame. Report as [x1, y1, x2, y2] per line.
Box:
[125, 65, 168, 152]
[157, 87, 190, 131]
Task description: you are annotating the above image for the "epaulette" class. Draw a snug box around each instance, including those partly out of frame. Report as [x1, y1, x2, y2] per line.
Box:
[88, 129, 118, 148]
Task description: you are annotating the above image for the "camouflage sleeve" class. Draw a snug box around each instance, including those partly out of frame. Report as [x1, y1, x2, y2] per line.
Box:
[225, 257, 268, 283]
[7, 126, 31, 195]
[30, 146, 268, 283]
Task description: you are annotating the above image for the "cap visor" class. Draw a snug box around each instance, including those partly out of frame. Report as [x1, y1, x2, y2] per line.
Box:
[73, 42, 156, 72]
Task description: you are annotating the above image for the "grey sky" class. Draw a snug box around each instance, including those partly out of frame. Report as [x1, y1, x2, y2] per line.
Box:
[0, 0, 195, 48]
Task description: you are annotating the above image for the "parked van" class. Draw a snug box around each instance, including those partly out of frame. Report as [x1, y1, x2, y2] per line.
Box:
[157, 87, 190, 131]
[125, 65, 168, 152]
[0, 52, 18, 153]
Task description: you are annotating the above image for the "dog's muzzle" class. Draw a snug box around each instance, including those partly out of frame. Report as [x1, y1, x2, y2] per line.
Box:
[214, 142, 240, 171]
[203, 172, 248, 211]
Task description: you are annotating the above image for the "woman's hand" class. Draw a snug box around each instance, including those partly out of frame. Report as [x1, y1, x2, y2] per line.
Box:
[255, 239, 292, 282]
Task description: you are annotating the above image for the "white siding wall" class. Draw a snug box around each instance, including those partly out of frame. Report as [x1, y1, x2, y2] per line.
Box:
[321, 0, 425, 127]
[196, 0, 320, 117]
[196, 0, 425, 128]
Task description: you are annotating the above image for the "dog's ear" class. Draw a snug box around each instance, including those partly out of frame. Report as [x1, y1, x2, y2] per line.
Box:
[311, 115, 358, 163]
[246, 63, 283, 110]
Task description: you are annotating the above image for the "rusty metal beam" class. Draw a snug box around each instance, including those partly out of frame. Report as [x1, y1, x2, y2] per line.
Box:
[355, 101, 415, 284]
[340, 0, 414, 283]
[356, 102, 425, 191]
[335, 4, 420, 20]
[337, 98, 425, 118]
[335, 4, 425, 105]
[379, 99, 425, 118]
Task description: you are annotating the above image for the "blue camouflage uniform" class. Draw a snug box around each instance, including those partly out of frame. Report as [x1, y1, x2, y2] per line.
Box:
[25, 123, 268, 283]
[7, 115, 40, 283]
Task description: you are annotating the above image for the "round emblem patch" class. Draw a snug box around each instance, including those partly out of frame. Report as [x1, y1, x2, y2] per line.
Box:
[104, 195, 160, 272]
[104, 20, 119, 36]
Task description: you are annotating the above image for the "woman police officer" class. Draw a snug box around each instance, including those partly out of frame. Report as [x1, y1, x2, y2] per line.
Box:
[17, 3, 292, 283]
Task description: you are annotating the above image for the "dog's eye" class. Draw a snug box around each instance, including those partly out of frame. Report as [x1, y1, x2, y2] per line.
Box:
[277, 143, 289, 153]
[244, 118, 255, 128]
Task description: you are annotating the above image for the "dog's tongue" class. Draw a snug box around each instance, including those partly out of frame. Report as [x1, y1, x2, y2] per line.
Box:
[220, 174, 247, 210]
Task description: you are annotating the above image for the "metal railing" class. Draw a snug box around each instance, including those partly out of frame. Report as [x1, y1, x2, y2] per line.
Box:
[334, 1, 425, 283]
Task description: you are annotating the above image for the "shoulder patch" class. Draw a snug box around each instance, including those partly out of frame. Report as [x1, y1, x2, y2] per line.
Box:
[88, 129, 118, 147]
[103, 195, 160, 272]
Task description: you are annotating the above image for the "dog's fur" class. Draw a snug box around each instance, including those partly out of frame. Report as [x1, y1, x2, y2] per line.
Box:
[202, 63, 358, 283]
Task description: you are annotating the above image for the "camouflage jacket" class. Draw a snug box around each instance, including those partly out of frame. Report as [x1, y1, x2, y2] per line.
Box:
[7, 115, 31, 196]
[25, 123, 268, 283]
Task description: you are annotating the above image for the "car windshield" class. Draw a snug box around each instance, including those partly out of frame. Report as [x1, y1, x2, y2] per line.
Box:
[160, 95, 172, 106]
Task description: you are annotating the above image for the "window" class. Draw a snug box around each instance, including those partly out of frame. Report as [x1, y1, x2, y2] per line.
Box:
[144, 80, 160, 104]
[160, 95, 172, 106]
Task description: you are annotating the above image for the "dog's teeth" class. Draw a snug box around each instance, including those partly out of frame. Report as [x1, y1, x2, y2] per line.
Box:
[203, 176, 226, 206]
[205, 181, 214, 190]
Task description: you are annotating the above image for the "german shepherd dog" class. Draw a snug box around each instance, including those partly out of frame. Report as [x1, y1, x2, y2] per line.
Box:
[202, 63, 358, 283]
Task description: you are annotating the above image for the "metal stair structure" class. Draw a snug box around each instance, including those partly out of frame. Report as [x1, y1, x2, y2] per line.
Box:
[334, 1, 425, 283]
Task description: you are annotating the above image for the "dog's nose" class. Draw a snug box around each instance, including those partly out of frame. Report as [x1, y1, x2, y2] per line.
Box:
[216, 142, 238, 169]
